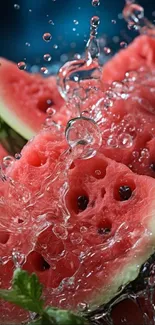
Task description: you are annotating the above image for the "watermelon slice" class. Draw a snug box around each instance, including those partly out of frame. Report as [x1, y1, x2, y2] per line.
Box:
[1, 128, 155, 323]
[0, 58, 64, 140]
[102, 35, 155, 84]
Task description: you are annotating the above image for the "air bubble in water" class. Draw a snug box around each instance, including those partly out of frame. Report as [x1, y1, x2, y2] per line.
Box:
[65, 117, 102, 159]
[14, 4, 20, 9]
[53, 225, 68, 240]
[73, 20, 79, 25]
[17, 61, 26, 70]
[25, 42, 30, 47]
[70, 232, 82, 245]
[118, 133, 133, 148]
[77, 302, 88, 312]
[43, 33, 52, 42]
[53, 44, 58, 49]
[40, 67, 48, 74]
[111, 19, 116, 24]
[46, 107, 56, 115]
[43, 54, 52, 62]
[92, 0, 100, 7]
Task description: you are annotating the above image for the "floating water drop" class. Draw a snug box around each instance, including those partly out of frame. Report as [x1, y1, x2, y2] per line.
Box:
[48, 19, 54, 25]
[43, 33, 52, 42]
[17, 61, 26, 70]
[25, 42, 30, 47]
[111, 19, 116, 24]
[90, 16, 100, 28]
[2, 156, 14, 169]
[14, 4, 20, 10]
[92, 0, 100, 7]
[73, 20, 79, 25]
[103, 47, 111, 55]
[43, 54, 52, 62]
[40, 67, 48, 74]
[65, 117, 102, 159]
[53, 44, 58, 49]
[120, 41, 128, 48]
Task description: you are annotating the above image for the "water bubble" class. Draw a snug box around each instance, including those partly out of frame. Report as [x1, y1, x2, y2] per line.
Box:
[92, 0, 100, 6]
[107, 136, 118, 147]
[70, 232, 82, 245]
[65, 117, 102, 159]
[25, 42, 30, 47]
[40, 67, 48, 74]
[53, 44, 58, 49]
[14, 4, 20, 9]
[103, 47, 111, 55]
[77, 302, 88, 312]
[2, 156, 14, 169]
[12, 251, 26, 268]
[73, 20, 79, 25]
[17, 61, 26, 70]
[15, 153, 22, 160]
[120, 41, 128, 48]
[29, 9, 32, 12]
[43, 33, 52, 42]
[111, 19, 116, 24]
[43, 54, 52, 62]
[125, 70, 138, 82]
[118, 133, 133, 148]
[53, 225, 68, 240]
[73, 28, 76, 32]
[46, 107, 56, 115]
[48, 19, 54, 25]
[90, 16, 100, 28]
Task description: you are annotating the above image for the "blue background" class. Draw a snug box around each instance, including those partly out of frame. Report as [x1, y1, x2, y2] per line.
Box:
[0, 0, 154, 72]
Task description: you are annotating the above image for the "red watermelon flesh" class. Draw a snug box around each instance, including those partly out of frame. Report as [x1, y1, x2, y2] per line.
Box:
[1, 129, 155, 323]
[102, 35, 155, 84]
[0, 58, 64, 140]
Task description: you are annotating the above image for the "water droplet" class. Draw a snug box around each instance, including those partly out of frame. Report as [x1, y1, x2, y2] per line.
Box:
[43, 54, 52, 62]
[120, 41, 128, 48]
[15, 153, 22, 160]
[118, 133, 133, 148]
[70, 232, 82, 244]
[48, 19, 54, 25]
[103, 47, 111, 55]
[17, 61, 26, 70]
[2, 156, 14, 169]
[43, 33, 52, 42]
[40, 67, 48, 74]
[92, 0, 100, 7]
[12, 251, 25, 268]
[73, 20, 79, 25]
[65, 117, 102, 159]
[14, 3, 20, 9]
[90, 16, 100, 28]
[25, 42, 30, 47]
[77, 302, 88, 312]
[53, 225, 68, 240]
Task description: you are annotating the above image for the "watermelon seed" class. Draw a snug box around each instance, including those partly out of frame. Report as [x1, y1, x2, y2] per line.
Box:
[77, 195, 89, 211]
[42, 259, 50, 270]
[119, 186, 132, 201]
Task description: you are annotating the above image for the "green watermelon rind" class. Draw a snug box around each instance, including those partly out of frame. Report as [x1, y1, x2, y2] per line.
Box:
[0, 98, 35, 140]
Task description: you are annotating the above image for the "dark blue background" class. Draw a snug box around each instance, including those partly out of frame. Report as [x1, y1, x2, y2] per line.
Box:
[0, 0, 154, 71]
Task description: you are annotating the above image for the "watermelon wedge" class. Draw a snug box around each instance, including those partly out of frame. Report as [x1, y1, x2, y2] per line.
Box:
[0, 58, 64, 140]
[102, 35, 155, 84]
[1, 128, 155, 323]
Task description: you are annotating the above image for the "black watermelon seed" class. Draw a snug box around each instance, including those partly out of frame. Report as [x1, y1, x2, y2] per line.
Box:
[119, 185, 132, 201]
[98, 227, 111, 235]
[77, 195, 89, 211]
[150, 163, 155, 172]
